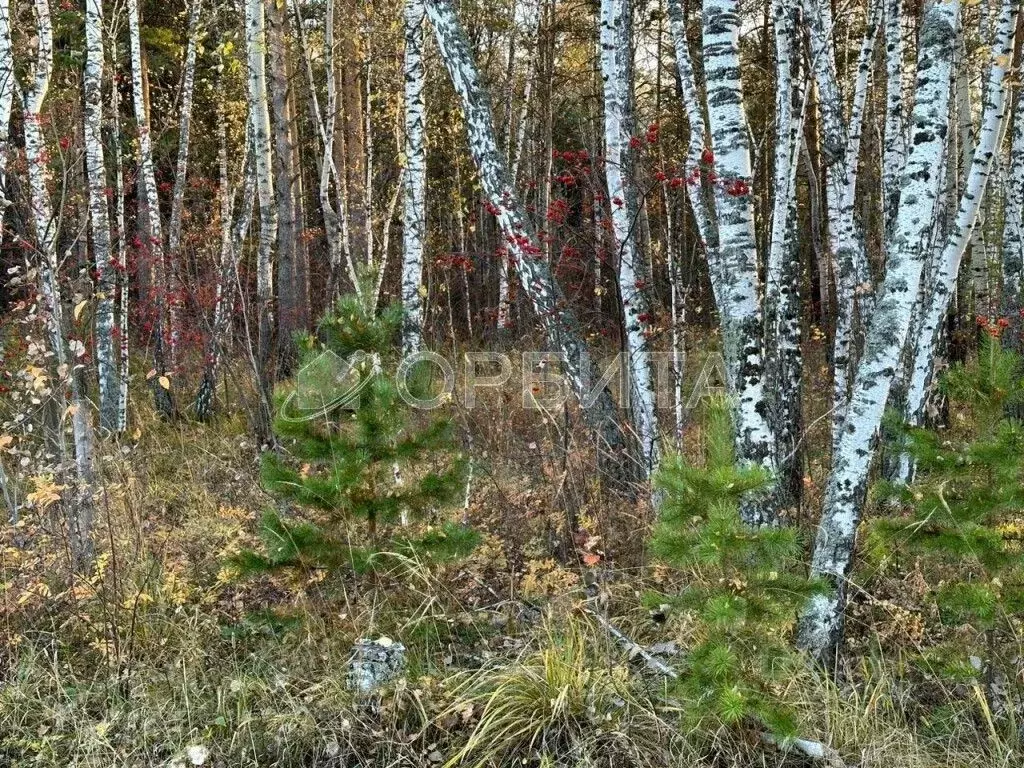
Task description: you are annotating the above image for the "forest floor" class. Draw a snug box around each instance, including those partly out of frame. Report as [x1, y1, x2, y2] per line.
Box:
[0, 335, 1017, 767]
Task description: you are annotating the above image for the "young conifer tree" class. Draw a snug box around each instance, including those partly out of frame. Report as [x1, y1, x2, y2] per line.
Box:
[870, 331, 1024, 697]
[650, 397, 823, 738]
[238, 295, 475, 574]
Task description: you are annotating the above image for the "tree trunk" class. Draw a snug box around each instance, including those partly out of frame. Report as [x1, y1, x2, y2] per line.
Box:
[245, 0, 277, 443]
[903, 0, 1017, 446]
[84, 0, 118, 431]
[23, 0, 97, 571]
[701, 0, 779, 524]
[401, 0, 427, 355]
[797, 0, 959, 664]
[600, 0, 658, 476]
[267, 0, 299, 374]
[128, 0, 174, 418]
[166, 0, 202, 370]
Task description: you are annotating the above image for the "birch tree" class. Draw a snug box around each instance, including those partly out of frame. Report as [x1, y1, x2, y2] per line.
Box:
[127, 0, 174, 417]
[424, 0, 628, 466]
[902, 0, 1018, 444]
[245, 0, 277, 441]
[401, 0, 427, 356]
[765, 0, 805, 509]
[701, 0, 778, 522]
[0, 0, 13, 212]
[22, 0, 97, 570]
[599, 0, 658, 474]
[84, 0, 118, 431]
[166, 0, 203, 370]
[882, 0, 907, 242]
[798, 0, 960, 662]
[109, 33, 130, 433]
[803, 0, 880, 450]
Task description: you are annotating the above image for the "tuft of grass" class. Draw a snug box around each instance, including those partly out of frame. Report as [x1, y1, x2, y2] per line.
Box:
[441, 614, 688, 768]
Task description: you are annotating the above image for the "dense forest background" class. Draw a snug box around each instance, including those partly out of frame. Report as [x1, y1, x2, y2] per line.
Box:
[2, 0, 1024, 765]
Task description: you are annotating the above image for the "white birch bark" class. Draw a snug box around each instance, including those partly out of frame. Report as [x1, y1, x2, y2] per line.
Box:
[903, 0, 1017, 436]
[802, 0, 879, 451]
[166, 0, 202, 370]
[600, 0, 658, 474]
[702, 0, 778, 522]
[23, 0, 96, 569]
[0, 0, 13, 211]
[245, 0, 277, 440]
[401, 0, 427, 356]
[110, 35, 129, 433]
[666, 0, 721, 290]
[425, 0, 628, 462]
[84, 0, 118, 431]
[797, 0, 959, 662]
[128, 0, 174, 417]
[765, 0, 805, 509]
[882, 0, 907, 242]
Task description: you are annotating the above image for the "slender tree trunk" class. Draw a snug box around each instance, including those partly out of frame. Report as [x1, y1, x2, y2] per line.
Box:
[765, 0, 805, 513]
[401, 0, 427, 355]
[267, 0, 299, 373]
[128, 0, 174, 417]
[902, 0, 1017, 446]
[701, 0, 779, 524]
[109, 36, 130, 434]
[23, 0, 97, 571]
[797, 0, 959, 664]
[803, 0, 880, 452]
[882, 0, 907, 242]
[600, 0, 658, 475]
[166, 0, 202, 370]
[0, 0, 14, 212]
[245, 0, 277, 442]
[84, 0, 118, 431]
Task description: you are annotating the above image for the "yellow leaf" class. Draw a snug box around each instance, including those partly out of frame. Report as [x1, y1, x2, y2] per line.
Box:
[418, 284, 428, 298]
[158, 376, 171, 390]
[0, 435, 13, 449]
[73, 300, 88, 321]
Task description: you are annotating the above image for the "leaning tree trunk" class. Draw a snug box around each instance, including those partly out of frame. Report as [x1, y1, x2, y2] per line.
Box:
[84, 0, 118, 431]
[797, 0, 959, 665]
[166, 0, 202, 371]
[902, 0, 1017, 450]
[600, 0, 658, 476]
[127, 0, 174, 417]
[425, 0, 629, 471]
[701, 0, 779, 524]
[245, 0, 277, 443]
[23, 0, 97, 571]
[401, 0, 427, 356]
